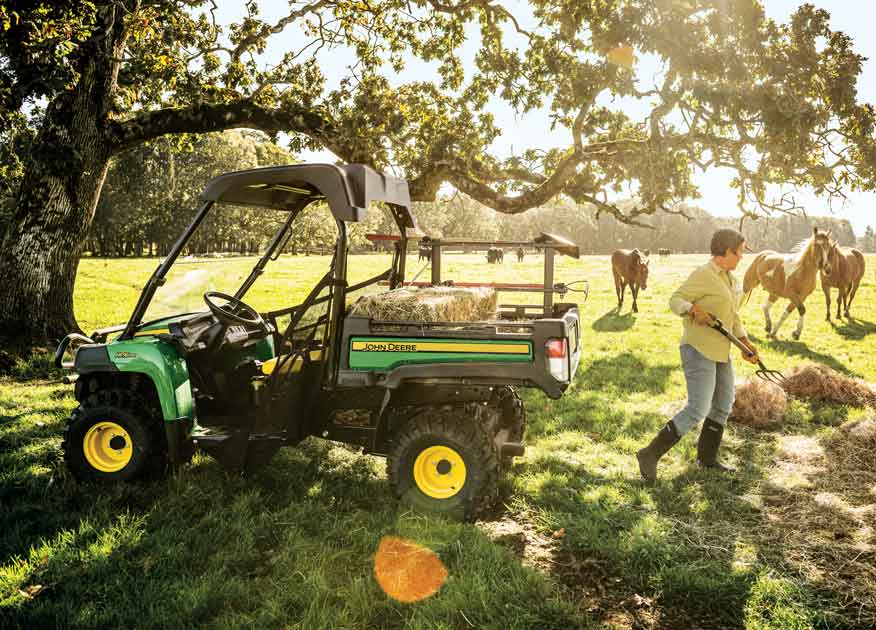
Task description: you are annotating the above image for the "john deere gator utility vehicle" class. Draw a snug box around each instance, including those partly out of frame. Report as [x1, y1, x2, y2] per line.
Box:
[56, 163, 584, 517]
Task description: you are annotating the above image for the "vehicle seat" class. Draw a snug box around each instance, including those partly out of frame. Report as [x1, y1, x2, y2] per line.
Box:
[259, 348, 325, 376]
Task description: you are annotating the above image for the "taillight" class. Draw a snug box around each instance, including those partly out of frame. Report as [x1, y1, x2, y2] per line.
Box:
[545, 338, 567, 358]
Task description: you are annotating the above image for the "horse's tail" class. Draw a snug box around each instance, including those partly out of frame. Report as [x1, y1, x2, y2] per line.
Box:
[742, 252, 766, 306]
[851, 248, 866, 280]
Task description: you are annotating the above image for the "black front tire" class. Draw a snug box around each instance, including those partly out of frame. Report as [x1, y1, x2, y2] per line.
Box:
[387, 407, 498, 519]
[63, 388, 167, 483]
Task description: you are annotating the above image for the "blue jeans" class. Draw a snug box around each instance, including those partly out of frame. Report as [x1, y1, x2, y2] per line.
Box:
[670, 344, 735, 436]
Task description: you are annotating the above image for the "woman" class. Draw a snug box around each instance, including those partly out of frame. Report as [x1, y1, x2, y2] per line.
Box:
[636, 228, 760, 481]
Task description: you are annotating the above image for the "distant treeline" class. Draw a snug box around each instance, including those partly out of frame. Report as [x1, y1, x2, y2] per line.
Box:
[413, 197, 863, 256]
[550, 204, 860, 255]
[3, 130, 868, 258]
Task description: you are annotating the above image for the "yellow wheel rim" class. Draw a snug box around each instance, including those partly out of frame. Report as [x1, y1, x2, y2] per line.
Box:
[413, 445, 466, 499]
[83, 421, 133, 473]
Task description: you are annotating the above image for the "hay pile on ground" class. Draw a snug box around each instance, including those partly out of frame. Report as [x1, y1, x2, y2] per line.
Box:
[781, 363, 876, 408]
[730, 378, 788, 429]
[349, 286, 497, 322]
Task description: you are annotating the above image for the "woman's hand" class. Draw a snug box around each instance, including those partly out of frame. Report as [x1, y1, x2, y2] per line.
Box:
[688, 304, 715, 326]
[739, 337, 760, 364]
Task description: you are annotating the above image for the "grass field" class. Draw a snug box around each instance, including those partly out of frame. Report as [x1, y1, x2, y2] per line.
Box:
[2, 251, 875, 629]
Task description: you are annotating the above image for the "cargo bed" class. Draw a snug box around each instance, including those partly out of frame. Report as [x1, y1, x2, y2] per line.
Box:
[337, 305, 581, 399]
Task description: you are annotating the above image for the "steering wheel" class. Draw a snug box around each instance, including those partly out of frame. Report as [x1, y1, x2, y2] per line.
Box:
[203, 291, 266, 329]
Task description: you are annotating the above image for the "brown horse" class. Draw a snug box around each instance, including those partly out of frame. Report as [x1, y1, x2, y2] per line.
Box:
[612, 248, 649, 313]
[820, 240, 865, 321]
[742, 227, 833, 340]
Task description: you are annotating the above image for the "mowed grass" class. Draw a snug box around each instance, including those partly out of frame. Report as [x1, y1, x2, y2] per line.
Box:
[2, 251, 876, 629]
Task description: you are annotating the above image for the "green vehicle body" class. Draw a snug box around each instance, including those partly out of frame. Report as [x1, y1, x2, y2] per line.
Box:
[101, 320, 275, 422]
[77, 332, 534, 424]
[348, 337, 533, 371]
[107, 335, 192, 422]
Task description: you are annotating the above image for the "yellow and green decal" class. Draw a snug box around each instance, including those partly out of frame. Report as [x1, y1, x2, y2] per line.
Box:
[349, 337, 532, 370]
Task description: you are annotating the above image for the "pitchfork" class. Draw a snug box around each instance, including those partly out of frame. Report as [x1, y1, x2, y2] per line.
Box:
[709, 317, 787, 386]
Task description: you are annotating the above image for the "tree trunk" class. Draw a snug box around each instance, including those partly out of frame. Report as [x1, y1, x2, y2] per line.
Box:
[0, 4, 131, 348]
[0, 89, 114, 345]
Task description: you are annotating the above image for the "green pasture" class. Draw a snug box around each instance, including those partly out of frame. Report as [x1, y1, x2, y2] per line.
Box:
[2, 252, 875, 629]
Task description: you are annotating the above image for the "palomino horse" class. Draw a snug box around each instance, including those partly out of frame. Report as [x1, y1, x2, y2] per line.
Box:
[820, 240, 865, 321]
[611, 248, 649, 313]
[742, 227, 833, 340]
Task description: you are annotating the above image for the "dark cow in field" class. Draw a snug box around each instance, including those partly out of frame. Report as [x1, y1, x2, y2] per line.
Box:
[418, 245, 431, 262]
[612, 248, 649, 313]
[486, 247, 504, 263]
[516, 247, 524, 262]
[658, 248, 671, 257]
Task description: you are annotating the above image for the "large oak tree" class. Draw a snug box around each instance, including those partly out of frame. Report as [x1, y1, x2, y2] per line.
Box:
[1, 0, 875, 345]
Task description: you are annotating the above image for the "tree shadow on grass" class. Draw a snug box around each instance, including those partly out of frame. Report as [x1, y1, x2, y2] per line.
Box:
[513, 412, 873, 627]
[0, 419, 66, 450]
[527, 389, 667, 441]
[514, 452, 764, 629]
[579, 351, 675, 396]
[746, 426, 876, 626]
[2, 439, 587, 630]
[831, 316, 876, 341]
[591, 309, 635, 332]
[752, 335, 854, 376]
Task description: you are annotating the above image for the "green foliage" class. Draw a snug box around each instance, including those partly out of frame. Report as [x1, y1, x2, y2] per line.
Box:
[90, 130, 295, 256]
[0, 2, 98, 115]
[5, 1, 876, 219]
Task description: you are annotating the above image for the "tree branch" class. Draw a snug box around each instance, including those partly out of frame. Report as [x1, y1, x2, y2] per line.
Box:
[106, 99, 347, 158]
[230, 0, 334, 63]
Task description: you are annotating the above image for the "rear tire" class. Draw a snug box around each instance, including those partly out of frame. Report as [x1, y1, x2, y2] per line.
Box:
[387, 407, 498, 520]
[63, 388, 167, 483]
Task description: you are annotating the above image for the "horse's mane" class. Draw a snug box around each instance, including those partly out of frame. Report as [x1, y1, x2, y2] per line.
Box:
[790, 234, 816, 263]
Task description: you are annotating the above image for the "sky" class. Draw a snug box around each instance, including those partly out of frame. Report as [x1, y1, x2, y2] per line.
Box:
[218, 1, 876, 236]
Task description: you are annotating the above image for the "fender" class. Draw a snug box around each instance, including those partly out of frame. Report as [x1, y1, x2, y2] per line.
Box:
[100, 338, 194, 422]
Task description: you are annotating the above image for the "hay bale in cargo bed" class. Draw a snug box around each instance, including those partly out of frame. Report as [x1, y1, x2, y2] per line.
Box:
[349, 286, 498, 322]
[730, 378, 788, 429]
[781, 363, 876, 408]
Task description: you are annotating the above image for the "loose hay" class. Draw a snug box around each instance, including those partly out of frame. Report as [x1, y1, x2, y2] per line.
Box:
[827, 418, 876, 476]
[781, 363, 876, 408]
[761, 419, 876, 626]
[730, 378, 788, 429]
[349, 286, 497, 322]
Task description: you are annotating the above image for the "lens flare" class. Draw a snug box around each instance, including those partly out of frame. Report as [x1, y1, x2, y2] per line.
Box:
[605, 45, 636, 69]
[373, 536, 448, 602]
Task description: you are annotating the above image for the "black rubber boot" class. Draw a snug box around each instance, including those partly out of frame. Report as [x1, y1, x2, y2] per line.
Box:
[697, 418, 735, 473]
[636, 423, 681, 481]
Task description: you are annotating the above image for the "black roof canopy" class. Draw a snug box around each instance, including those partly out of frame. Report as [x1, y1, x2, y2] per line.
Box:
[200, 163, 414, 227]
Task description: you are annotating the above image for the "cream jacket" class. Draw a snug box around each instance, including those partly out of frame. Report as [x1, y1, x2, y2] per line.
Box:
[669, 260, 747, 363]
